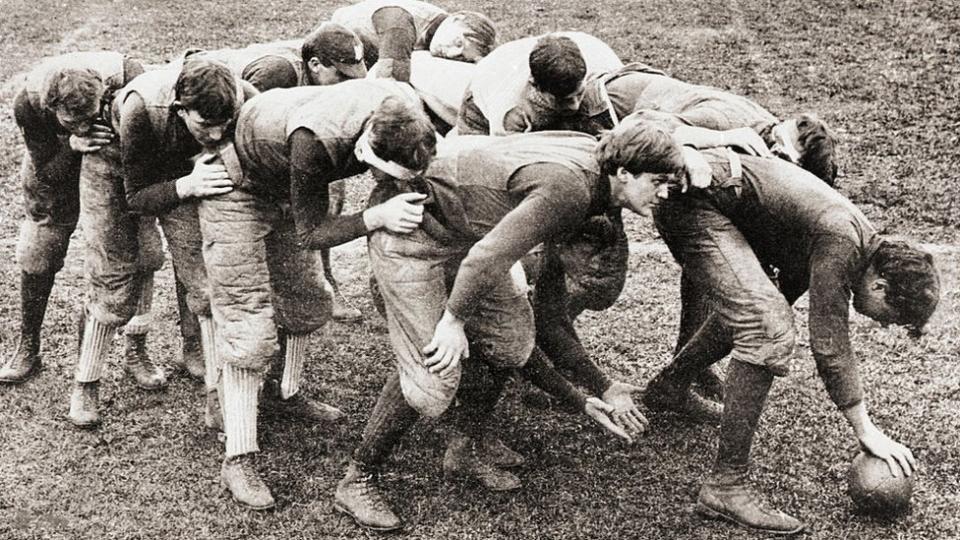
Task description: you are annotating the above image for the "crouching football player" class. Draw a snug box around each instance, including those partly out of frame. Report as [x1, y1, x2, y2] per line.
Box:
[625, 115, 938, 534]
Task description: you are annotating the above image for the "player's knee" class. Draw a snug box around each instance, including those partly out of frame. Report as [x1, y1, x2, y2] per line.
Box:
[16, 222, 70, 275]
[758, 298, 796, 375]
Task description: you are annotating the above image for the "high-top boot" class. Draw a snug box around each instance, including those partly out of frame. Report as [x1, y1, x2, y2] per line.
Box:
[443, 434, 521, 491]
[334, 460, 403, 531]
[69, 315, 114, 428]
[0, 271, 55, 383]
[220, 364, 273, 510]
[122, 274, 166, 390]
[261, 331, 346, 423]
[173, 276, 204, 380]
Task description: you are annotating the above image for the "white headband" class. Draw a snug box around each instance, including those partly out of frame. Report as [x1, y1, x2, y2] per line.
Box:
[354, 128, 421, 180]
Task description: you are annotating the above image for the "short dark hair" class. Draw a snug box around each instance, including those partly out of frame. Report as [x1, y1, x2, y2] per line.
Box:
[41, 68, 103, 117]
[872, 239, 940, 335]
[529, 35, 586, 97]
[451, 11, 497, 58]
[367, 95, 437, 172]
[174, 58, 239, 123]
[794, 113, 838, 186]
[596, 112, 685, 178]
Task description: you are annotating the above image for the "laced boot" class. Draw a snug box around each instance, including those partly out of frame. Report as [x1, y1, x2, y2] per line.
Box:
[68, 381, 101, 429]
[334, 460, 403, 532]
[221, 453, 275, 510]
[643, 372, 722, 425]
[332, 290, 363, 322]
[123, 333, 167, 390]
[481, 435, 525, 468]
[175, 334, 205, 381]
[696, 467, 805, 535]
[261, 378, 346, 424]
[0, 337, 41, 383]
[443, 434, 521, 491]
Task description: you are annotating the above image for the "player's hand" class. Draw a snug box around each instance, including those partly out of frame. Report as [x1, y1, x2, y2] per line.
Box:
[68, 123, 114, 153]
[584, 397, 633, 444]
[721, 127, 774, 158]
[364, 192, 426, 234]
[680, 146, 712, 191]
[423, 310, 469, 377]
[859, 424, 916, 478]
[176, 153, 234, 199]
[601, 381, 648, 436]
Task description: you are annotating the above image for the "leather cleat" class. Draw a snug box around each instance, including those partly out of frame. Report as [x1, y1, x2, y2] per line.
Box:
[221, 454, 276, 511]
[481, 435, 525, 468]
[332, 291, 363, 322]
[262, 390, 346, 424]
[123, 334, 167, 390]
[0, 346, 41, 384]
[68, 381, 101, 429]
[643, 376, 722, 425]
[696, 473, 805, 535]
[443, 435, 521, 492]
[334, 460, 403, 532]
[175, 335, 205, 381]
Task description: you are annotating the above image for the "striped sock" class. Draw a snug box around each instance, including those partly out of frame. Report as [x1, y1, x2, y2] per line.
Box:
[199, 316, 219, 391]
[280, 333, 309, 399]
[123, 273, 154, 336]
[222, 364, 261, 457]
[76, 317, 115, 382]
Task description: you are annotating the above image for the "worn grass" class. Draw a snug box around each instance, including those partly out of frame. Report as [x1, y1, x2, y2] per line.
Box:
[0, 0, 958, 539]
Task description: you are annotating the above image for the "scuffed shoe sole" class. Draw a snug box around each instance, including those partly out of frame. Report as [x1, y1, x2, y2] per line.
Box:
[220, 478, 276, 511]
[695, 502, 805, 536]
[333, 501, 403, 532]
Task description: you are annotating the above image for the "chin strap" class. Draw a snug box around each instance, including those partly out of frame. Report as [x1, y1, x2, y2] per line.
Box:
[354, 128, 421, 180]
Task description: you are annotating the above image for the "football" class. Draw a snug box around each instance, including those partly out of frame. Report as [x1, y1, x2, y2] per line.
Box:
[847, 451, 915, 516]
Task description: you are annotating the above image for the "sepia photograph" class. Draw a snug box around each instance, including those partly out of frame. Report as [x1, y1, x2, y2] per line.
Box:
[0, 0, 956, 538]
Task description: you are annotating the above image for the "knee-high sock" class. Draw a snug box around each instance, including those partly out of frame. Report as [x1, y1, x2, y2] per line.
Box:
[222, 364, 261, 457]
[659, 313, 732, 389]
[281, 332, 309, 399]
[19, 271, 56, 352]
[714, 359, 774, 473]
[353, 373, 419, 467]
[452, 367, 509, 440]
[199, 316, 218, 391]
[123, 273, 154, 336]
[76, 316, 115, 382]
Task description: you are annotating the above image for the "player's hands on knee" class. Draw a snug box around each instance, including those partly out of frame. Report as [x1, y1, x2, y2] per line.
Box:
[69, 122, 114, 153]
[423, 309, 468, 377]
[601, 381, 648, 436]
[859, 424, 916, 478]
[176, 153, 234, 199]
[720, 127, 774, 158]
[365, 192, 426, 234]
[584, 397, 633, 444]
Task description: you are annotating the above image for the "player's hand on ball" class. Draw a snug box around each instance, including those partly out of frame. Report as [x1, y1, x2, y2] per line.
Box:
[176, 153, 234, 198]
[584, 397, 633, 444]
[859, 424, 916, 477]
[423, 310, 468, 377]
[69, 122, 114, 153]
[600, 381, 648, 436]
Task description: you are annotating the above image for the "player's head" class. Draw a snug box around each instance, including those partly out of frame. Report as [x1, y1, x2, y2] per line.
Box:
[596, 112, 685, 216]
[174, 58, 242, 147]
[855, 239, 940, 336]
[41, 67, 105, 136]
[302, 22, 367, 85]
[529, 35, 587, 112]
[764, 113, 838, 186]
[430, 11, 497, 62]
[359, 95, 437, 181]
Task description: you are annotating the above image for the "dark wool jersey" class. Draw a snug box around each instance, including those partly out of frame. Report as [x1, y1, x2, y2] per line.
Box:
[424, 131, 609, 318]
[234, 78, 421, 248]
[559, 66, 778, 135]
[14, 52, 143, 184]
[703, 149, 877, 409]
[117, 68, 258, 216]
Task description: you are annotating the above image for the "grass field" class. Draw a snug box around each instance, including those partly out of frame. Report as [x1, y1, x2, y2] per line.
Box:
[0, 0, 958, 539]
